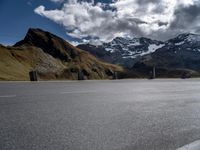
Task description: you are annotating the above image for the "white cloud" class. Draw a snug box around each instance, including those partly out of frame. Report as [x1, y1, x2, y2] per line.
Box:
[35, 0, 200, 42]
[49, 0, 64, 3]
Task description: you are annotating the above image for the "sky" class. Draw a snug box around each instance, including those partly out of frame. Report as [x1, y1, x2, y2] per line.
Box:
[1, 0, 200, 45]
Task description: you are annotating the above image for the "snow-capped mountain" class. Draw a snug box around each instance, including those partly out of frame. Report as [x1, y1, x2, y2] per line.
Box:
[78, 33, 200, 74]
[103, 37, 164, 59]
[133, 33, 200, 74]
[78, 37, 164, 68]
[164, 33, 200, 53]
[169, 33, 200, 44]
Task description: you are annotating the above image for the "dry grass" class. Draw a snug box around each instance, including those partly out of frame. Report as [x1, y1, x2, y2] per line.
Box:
[0, 46, 31, 80]
[0, 45, 123, 81]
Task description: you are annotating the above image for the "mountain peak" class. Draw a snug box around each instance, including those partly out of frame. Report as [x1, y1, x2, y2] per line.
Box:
[176, 33, 195, 39]
[0, 28, 123, 80]
[27, 28, 45, 34]
[111, 37, 130, 44]
[15, 28, 67, 46]
[14, 28, 80, 61]
[168, 33, 200, 44]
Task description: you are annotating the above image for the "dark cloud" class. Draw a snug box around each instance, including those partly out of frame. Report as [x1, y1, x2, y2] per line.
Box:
[136, 0, 161, 5]
[157, 21, 168, 27]
[170, 5, 200, 30]
[194, 27, 200, 33]
[127, 18, 147, 25]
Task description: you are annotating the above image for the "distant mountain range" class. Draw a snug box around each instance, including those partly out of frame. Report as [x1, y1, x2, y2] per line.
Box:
[78, 33, 200, 78]
[1, 28, 200, 80]
[77, 37, 165, 68]
[0, 28, 123, 80]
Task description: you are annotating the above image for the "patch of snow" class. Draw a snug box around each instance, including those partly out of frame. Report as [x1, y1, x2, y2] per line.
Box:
[122, 55, 137, 59]
[140, 44, 164, 56]
[129, 51, 137, 55]
[122, 50, 138, 59]
[110, 43, 117, 46]
[122, 48, 129, 51]
[128, 42, 141, 46]
[175, 41, 185, 46]
[148, 44, 164, 53]
[105, 48, 115, 53]
[187, 34, 200, 42]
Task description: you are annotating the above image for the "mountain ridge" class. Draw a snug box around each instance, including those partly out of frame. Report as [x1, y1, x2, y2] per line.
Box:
[0, 28, 123, 80]
[78, 36, 165, 68]
[78, 33, 200, 78]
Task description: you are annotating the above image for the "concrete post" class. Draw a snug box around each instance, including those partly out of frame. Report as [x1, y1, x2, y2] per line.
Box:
[29, 71, 38, 81]
[112, 72, 118, 80]
[153, 66, 156, 79]
[78, 70, 84, 80]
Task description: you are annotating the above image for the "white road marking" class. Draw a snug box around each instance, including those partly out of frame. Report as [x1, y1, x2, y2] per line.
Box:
[60, 91, 97, 94]
[177, 140, 200, 150]
[0, 95, 16, 98]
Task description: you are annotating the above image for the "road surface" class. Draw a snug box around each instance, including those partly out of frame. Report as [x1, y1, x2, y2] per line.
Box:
[0, 79, 200, 150]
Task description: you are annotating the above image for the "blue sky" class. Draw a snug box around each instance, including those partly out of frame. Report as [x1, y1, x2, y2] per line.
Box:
[1, 0, 200, 45]
[0, 0, 72, 45]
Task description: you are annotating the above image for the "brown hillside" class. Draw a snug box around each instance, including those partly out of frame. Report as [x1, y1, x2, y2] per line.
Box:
[0, 29, 123, 81]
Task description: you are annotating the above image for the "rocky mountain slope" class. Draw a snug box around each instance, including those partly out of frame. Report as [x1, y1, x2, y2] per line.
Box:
[0, 28, 123, 80]
[132, 33, 200, 77]
[78, 33, 200, 78]
[78, 37, 164, 68]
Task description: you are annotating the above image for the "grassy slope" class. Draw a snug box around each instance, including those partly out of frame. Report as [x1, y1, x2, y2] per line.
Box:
[0, 45, 123, 81]
[0, 45, 66, 80]
[0, 46, 31, 80]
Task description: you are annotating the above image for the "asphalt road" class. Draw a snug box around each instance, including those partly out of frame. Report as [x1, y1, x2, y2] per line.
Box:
[1, 79, 200, 150]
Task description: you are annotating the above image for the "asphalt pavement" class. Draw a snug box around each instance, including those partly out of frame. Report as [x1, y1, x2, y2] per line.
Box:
[0, 79, 200, 150]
